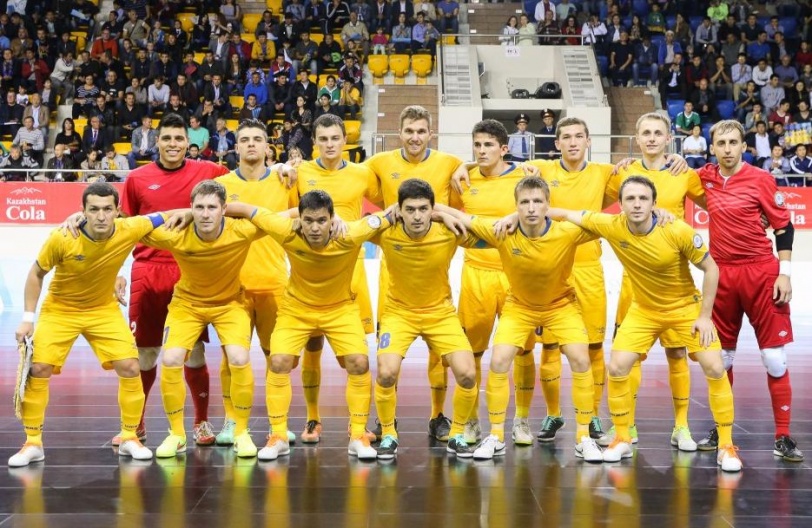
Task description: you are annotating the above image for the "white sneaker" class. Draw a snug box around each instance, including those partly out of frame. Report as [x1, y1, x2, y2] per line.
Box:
[603, 440, 633, 462]
[348, 436, 377, 461]
[511, 418, 533, 446]
[258, 434, 291, 461]
[473, 434, 506, 460]
[575, 435, 603, 463]
[717, 445, 743, 473]
[463, 419, 482, 445]
[8, 444, 45, 467]
[670, 426, 698, 452]
[119, 439, 153, 460]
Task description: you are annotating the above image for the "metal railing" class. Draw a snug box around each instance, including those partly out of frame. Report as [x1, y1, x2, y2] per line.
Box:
[0, 168, 130, 182]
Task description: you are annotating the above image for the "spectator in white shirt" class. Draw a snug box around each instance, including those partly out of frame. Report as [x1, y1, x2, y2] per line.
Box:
[731, 52, 752, 100]
[751, 58, 773, 88]
[147, 75, 169, 116]
[534, 0, 557, 24]
[683, 124, 708, 169]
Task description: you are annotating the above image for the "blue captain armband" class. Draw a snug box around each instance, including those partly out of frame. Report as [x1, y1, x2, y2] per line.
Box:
[147, 213, 165, 228]
[249, 207, 259, 219]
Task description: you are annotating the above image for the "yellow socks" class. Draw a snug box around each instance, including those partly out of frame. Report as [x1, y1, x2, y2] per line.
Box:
[472, 352, 484, 420]
[427, 350, 447, 418]
[540, 346, 562, 417]
[450, 384, 477, 437]
[301, 348, 322, 423]
[707, 374, 735, 447]
[229, 363, 254, 436]
[220, 354, 234, 421]
[346, 371, 371, 438]
[118, 375, 145, 441]
[668, 355, 691, 429]
[374, 382, 398, 438]
[608, 374, 633, 442]
[571, 369, 594, 438]
[628, 359, 642, 426]
[485, 371, 509, 441]
[22, 376, 49, 445]
[266, 370, 291, 436]
[589, 346, 606, 416]
[161, 366, 186, 437]
[513, 352, 535, 419]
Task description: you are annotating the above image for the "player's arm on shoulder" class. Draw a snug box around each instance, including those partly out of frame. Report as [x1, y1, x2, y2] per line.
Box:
[603, 172, 621, 209]
[547, 207, 584, 225]
[224, 201, 256, 219]
[130, 212, 170, 238]
[451, 161, 477, 193]
[249, 207, 296, 241]
[686, 169, 707, 210]
[140, 223, 181, 248]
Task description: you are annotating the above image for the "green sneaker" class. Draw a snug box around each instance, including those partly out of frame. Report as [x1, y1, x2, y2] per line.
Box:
[605, 424, 639, 445]
[216, 419, 236, 446]
[233, 432, 258, 458]
[156, 433, 187, 458]
[287, 430, 296, 444]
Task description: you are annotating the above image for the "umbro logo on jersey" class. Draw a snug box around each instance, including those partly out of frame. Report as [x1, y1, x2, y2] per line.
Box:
[74, 255, 86, 261]
[229, 194, 239, 201]
[779, 330, 788, 338]
[307, 179, 317, 186]
[470, 188, 479, 195]
[550, 180, 560, 187]
[295, 250, 305, 256]
[148, 184, 161, 190]
[619, 241, 629, 249]
[511, 248, 522, 256]
[705, 183, 714, 189]
[393, 244, 403, 251]
[391, 172, 400, 179]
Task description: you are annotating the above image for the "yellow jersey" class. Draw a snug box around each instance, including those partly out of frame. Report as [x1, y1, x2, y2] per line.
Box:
[452, 162, 525, 271]
[142, 218, 263, 305]
[371, 222, 477, 312]
[580, 212, 709, 310]
[37, 215, 162, 310]
[365, 148, 462, 207]
[529, 159, 614, 263]
[297, 159, 381, 222]
[251, 209, 391, 308]
[217, 168, 298, 294]
[469, 216, 597, 309]
[606, 160, 705, 220]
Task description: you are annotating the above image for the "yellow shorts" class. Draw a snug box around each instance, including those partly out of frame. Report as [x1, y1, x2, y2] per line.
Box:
[539, 263, 606, 346]
[615, 271, 681, 348]
[164, 298, 251, 351]
[352, 258, 374, 335]
[457, 265, 510, 352]
[378, 305, 472, 358]
[495, 296, 588, 349]
[376, 256, 389, 326]
[613, 302, 721, 355]
[33, 303, 137, 374]
[244, 290, 282, 351]
[271, 297, 368, 357]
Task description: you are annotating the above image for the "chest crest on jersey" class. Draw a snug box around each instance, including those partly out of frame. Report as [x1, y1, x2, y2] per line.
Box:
[391, 172, 400, 180]
[469, 188, 479, 195]
[619, 241, 630, 249]
[393, 244, 403, 251]
[295, 250, 305, 256]
[511, 248, 522, 256]
[229, 193, 239, 201]
[73, 254, 86, 261]
[307, 179, 317, 186]
[148, 184, 161, 190]
[549, 180, 560, 187]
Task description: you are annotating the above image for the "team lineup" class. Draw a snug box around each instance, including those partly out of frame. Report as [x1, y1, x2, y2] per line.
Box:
[8, 106, 802, 476]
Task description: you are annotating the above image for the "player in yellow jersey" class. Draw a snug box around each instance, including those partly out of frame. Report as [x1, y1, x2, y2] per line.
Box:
[437, 176, 602, 462]
[9, 182, 163, 467]
[373, 179, 478, 460]
[294, 114, 382, 444]
[364, 105, 465, 442]
[142, 180, 264, 460]
[548, 176, 742, 472]
[449, 119, 537, 446]
[214, 119, 300, 446]
[224, 191, 393, 461]
[604, 112, 707, 451]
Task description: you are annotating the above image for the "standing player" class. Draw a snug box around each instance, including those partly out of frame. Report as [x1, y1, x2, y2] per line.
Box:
[117, 113, 229, 447]
[9, 183, 160, 466]
[438, 177, 601, 462]
[548, 176, 742, 472]
[142, 180, 262, 459]
[697, 120, 802, 462]
[373, 179, 478, 459]
[214, 119, 299, 445]
[224, 192, 392, 461]
[449, 119, 537, 446]
[293, 114, 382, 443]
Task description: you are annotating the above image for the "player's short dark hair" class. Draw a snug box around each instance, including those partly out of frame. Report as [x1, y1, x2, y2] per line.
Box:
[83, 181, 119, 208]
[398, 178, 435, 207]
[514, 176, 550, 201]
[299, 190, 334, 217]
[191, 180, 226, 205]
[619, 175, 658, 202]
[472, 119, 508, 146]
[158, 113, 188, 136]
[312, 113, 345, 138]
[236, 118, 268, 142]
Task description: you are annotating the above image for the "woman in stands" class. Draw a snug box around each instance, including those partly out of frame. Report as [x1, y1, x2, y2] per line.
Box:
[226, 53, 246, 95]
[500, 16, 519, 46]
[517, 14, 536, 47]
[55, 118, 85, 166]
[562, 15, 580, 46]
[673, 13, 692, 50]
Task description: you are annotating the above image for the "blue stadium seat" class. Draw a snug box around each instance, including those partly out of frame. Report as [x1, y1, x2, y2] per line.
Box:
[717, 100, 736, 119]
[632, 0, 649, 16]
[701, 122, 713, 141]
[665, 15, 676, 30]
[651, 35, 665, 50]
[623, 16, 633, 29]
[689, 16, 704, 34]
[597, 55, 609, 76]
[780, 17, 798, 38]
[667, 100, 685, 121]
[742, 152, 755, 165]
[524, 0, 536, 17]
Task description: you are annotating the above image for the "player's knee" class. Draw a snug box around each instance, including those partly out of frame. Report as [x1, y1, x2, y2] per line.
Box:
[185, 343, 206, 368]
[162, 349, 185, 367]
[138, 347, 160, 370]
[664, 347, 686, 360]
[455, 369, 477, 389]
[114, 359, 141, 378]
[489, 353, 513, 373]
[377, 371, 398, 388]
[270, 355, 295, 374]
[30, 363, 54, 378]
[344, 354, 369, 375]
[760, 347, 787, 378]
[607, 361, 629, 378]
[721, 349, 736, 371]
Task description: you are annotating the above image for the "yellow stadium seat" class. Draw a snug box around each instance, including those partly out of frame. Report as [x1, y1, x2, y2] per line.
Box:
[412, 54, 433, 84]
[344, 120, 361, 144]
[389, 54, 410, 84]
[267, 0, 283, 13]
[309, 73, 318, 83]
[309, 33, 324, 45]
[367, 54, 388, 84]
[230, 95, 244, 112]
[317, 74, 330, 88]
[243, 13, 262, 33]
[113, 142, 131, 155]
[194, 52, 205, 64]
[71, 33, 87, 52]
[177, 13, 196, 33]
[442, 35, 457, 45]
[74, 123, 86, 138]
[226, 119, 239, 131]
[241, 33, 256, 44]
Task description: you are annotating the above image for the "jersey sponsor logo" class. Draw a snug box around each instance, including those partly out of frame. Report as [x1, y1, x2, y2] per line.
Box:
[549, 180, 560, 187]
[148, 184, 161, 190]
[692, 233, 704, 248]
[775, 191, 786, 207]
[779, 330, 788, 338]
[390, 172, 401, 180]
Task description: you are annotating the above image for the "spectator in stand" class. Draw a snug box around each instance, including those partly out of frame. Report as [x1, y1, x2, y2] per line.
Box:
[244, 71, 269, 108]
[390, 0, 415, 27]
[56, 32, 78, 61]
[771, 121, 789, 154]
[752, 58, 774, 88]
[164, 94, 190, 125]
[761, 74, 786, 114]
[50, 52, 75, 105]
[73, 74, 100, 119]
[126, 76, 148, 107]
[391, 13, 412, 53]
[764, 144, 791, 185]
[710, 55, 733, 100]
[209, 117, 237, 169]
[605, 14, 625, 46]
[746, 32, 771, 65]
[325, 0, 352, 35]
[694, 17, 718, 53]
[285, 118, 313, 160]
[318, 33, 343, 71]
[369, 0, 392, 34]
[769, 99, 793, 128]
[292, 69, 318, 111]
[675, 100, 701, 135]
[285, 0, 307, 26]
[372, 26, 391, 53]
[147, 75, 170, 116]
[683, 124, 708, 168]
[707, 0, 728, 25]
[351, 0, 373, 26]
[789, 144, 812, 185]
[0, 145, 39, 182]
[580, 14, 606, 48]
[736, 81, 760, 122]
[788, 80, 807, 111]
[534, 0, 556, 25]
[23, 94, 49, 142]
[659, 53, 687, 107]
[229, 32, 252, 66]
[13, 116, 45, 166]
[318, 75, 340, 106]
[731, 52, 752, 100]
[740, 14, 760, 45]
[252, 34, 275, 68]
[117, 92, 144, 140]
[685, 55, 709, 94]
[745, 102, 766, 133]
[91, 28, 119, 60]
[717, 14, 739, 43]
[100, 70, 126, 108]
[187, 115, 210, 153]
[794, 100, 812, 124]
[270, 74, 294, 117]
[11, 27, 34, 60]
[46, 144, 76, 182]
[293, 31, 319, 74]
[774, 54, 799, 89]
[556, 0, 576, 21]
[411, 12, 437, 55]
[121, 10, 150, 49]
[314, 93, 339, 119]
[204, 73, 232, 116]
[691, 78, 719, 121]
[80, 150, 102, 181]
[21, 48, 50, 94]
[150, 52, 178, 86]
[436, 0, 459, 34]
[0, 48, 19, 90]
[337, 80, 361, 119]
[240, 94, 269, 122]
[672, 14, 692, 50]
[646, 3, 666, 36]
[55, 117, 83, 164]
[657, 31, 683, 71]
[127, 115, 157, 168]
[764, 16, 785, 43]
[100, 145, 128, 182]
[746, 120, 775, 166]
[609, 30, 633, 86]
[796, 41, 812, 70]
[270, 54, 294, 82]
[561, 16, 580, 46]
[627, 15, 645, 45]
[720, 33, 743, 68]
[338, 52, 363, 94]
[82, 115, 111, 161]
[537, 11, 563, 45]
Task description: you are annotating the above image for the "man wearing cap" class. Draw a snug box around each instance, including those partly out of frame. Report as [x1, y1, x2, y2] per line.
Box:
[536, 109, 559, 159]
[507, 113, 534, 161]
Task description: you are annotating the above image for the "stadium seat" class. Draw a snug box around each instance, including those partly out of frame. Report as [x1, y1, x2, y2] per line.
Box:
[243, 13, 262, 33]
[72, 33, 87, 52]
[267, 0, 283, 12]
[241, 33, 256, 44]
[73, 118, 88, 138]
[230, 95, 244, 115]
[701, 122, 713, 142]
[665, 15, 676, 29]
[689, 16, 704, 34]
[742, 152, 754, 165]
[194, 52, 205, 64]
[177, 13, 196, 33]
[226, 119, 239, 131]
[596, 55, 608, 77]
[389, 54, 410, 84]
[317, 74, 330, 88]
[651, 35, 665, 50]
[667, 100, 685, 122]
[344, 120, 361, 144]
[632, 0, 649, 16]
[113, 142, 130, 155]
[310, 33, 324, 45]
[411, 54, 433, 84]
[780, 17, 798, 38]
[442, 35, 456, 45]
[367, 54, 388, 84]
[717, 100, 735, 120]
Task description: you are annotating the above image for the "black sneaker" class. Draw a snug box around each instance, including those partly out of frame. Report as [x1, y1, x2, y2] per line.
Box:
[428, 413, 452, 442]
[537, 415, 565, 442]
[377, 435, 399, 460]
[697, 427, 718, 451]
[589, 417, 609, 446]
[446, 434, 474, 458]
[371, 418, 398, 443]
[774, 435, 804, 462]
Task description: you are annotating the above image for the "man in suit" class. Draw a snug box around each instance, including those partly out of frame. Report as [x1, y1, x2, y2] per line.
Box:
[22, 93, 50, 142]
[45, 143, 76, 181]
[82, 115, 111, 161]
[203, 74, 232, 117]
[126, 115, 158, 169]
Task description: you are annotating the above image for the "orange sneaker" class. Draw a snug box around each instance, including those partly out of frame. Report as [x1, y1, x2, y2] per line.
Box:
[112, 425, 147, 447]
[346, 422, 377, 443]
[301, 420, 322, 443]
[717, 444, 743, 472]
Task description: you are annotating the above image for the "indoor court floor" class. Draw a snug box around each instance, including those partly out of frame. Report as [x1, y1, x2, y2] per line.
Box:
[0, 313, 811, 528]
